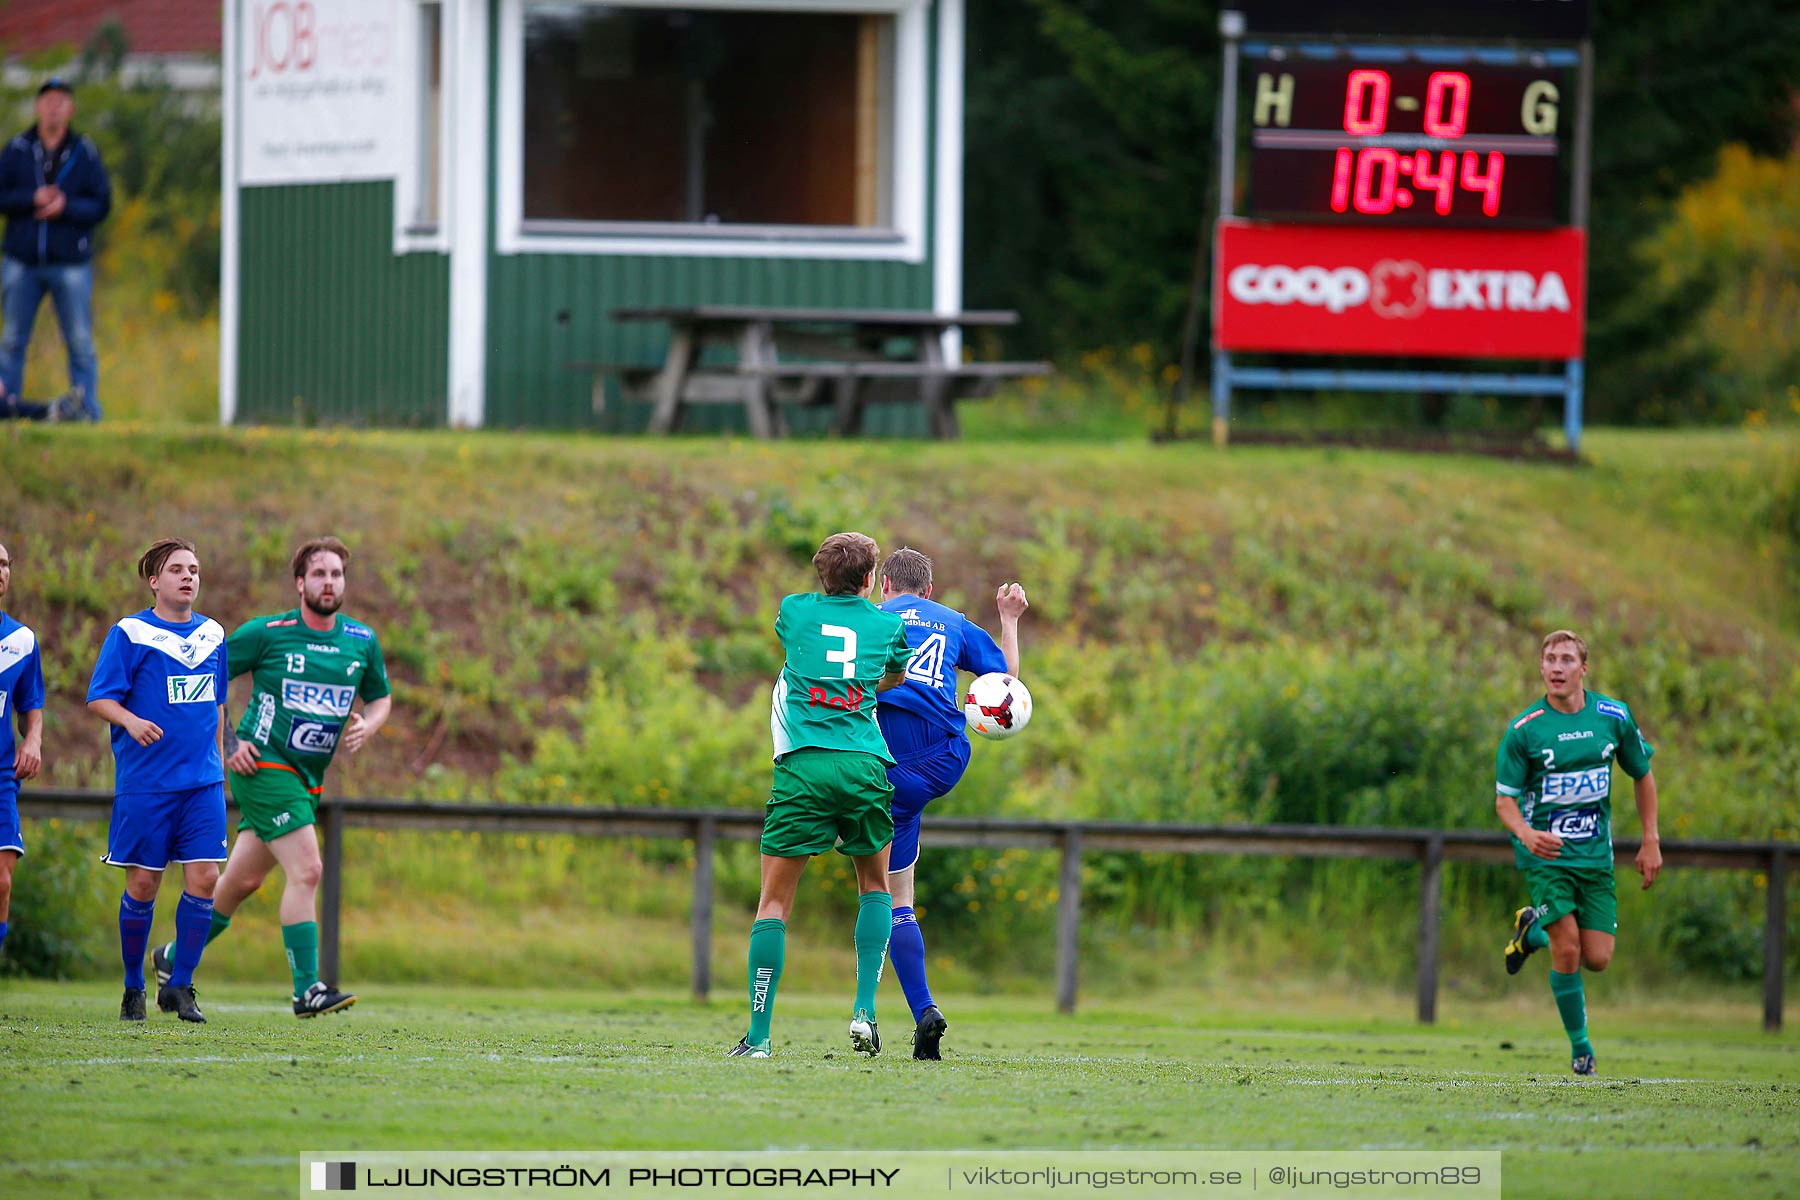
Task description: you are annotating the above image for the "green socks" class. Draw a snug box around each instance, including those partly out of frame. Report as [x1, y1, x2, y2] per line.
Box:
[205, 908, 233, 947]
[853, 891, 893, 1018]
[1525, 923, 1550, 951]
[746, 918, 786, 1046]
[743, 896, 889, 1047]
[1550, 968, 1592, 1056]
[282, 921, 320, 998]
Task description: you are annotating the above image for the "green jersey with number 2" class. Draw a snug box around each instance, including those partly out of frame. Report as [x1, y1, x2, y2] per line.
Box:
[1494, 690, 1654, 871]
[229, 610, 392, 790]
[770, 593, 912, 764]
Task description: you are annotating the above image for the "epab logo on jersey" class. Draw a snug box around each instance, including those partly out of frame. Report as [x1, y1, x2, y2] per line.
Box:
[1541, 766, 1610, 805]
[1548, 807, 1602, 842]
[282, 679, 357, 717]
[287, 720, 342, 754]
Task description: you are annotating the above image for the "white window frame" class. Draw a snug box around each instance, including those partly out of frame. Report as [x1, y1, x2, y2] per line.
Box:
[496, 0, 930, 261]
[395, 0, 456, 254]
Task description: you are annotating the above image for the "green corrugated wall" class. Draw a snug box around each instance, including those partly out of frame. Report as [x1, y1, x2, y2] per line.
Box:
[236, 183, 449, 426]
[481, 255, 935, 434]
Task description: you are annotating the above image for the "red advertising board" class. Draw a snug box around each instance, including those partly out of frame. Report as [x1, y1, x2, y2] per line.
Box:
[1213, 220, 1586, 359]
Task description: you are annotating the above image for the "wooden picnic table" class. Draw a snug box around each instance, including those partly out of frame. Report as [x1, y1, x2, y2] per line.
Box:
[593, 306, 1050, 439]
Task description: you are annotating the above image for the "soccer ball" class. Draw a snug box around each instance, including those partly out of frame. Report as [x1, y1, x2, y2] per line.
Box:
[964, 672, 1032, 740]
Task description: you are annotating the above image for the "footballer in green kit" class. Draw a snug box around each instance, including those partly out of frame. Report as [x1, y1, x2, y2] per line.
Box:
[1495, 630, 1662, 1076]
[154, 537, 391, 1017]
[729, 532, 914, 1060]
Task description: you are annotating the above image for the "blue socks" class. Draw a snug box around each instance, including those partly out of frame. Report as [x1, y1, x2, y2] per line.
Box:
[0, 919, 8, 955]
[119, 893, 155, 989]
[890, 905, 936, 1021]
[168, 892, 215, 988]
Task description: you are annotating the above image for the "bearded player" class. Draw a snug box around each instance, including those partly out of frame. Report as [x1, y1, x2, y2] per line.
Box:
[1496, 630, 1662, 1076]
[155, 537, 390, 1017]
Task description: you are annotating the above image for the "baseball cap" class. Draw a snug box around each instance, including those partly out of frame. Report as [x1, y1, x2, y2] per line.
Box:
[38, 77, 73, 97]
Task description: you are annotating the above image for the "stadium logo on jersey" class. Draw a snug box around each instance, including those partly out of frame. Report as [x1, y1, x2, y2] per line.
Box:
[343, 622, 373, 640]
[282, 680, 357, 717]
[1557, 730, 1593, 742]
[287, 720, 342, 754]
[1540, 766, 1610, 805]
[1513, 708, 1546, 729]
[1596, 700, 1627, 720]
[1548, 807, 1602, 842]
[166, 674, 217, 705]
[306, 643, 341, 655]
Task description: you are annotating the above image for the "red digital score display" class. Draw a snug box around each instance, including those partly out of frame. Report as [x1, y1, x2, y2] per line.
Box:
[1244, 60, 1570, 228]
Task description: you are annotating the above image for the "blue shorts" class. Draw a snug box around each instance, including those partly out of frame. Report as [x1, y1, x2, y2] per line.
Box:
[102, 782, 228, 871]
[0, 774, 21, 857]
[882, 719, 971, 874]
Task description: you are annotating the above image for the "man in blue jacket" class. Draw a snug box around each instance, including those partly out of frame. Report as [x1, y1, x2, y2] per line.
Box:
[0, 78, 110, 422]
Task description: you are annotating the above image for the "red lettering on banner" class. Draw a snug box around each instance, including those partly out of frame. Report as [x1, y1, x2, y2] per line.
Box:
[1212, 220, 1586, 359]
[247, 2, 391, 81]
[250, 1, 316, 80]
[807, 684, 866, 712]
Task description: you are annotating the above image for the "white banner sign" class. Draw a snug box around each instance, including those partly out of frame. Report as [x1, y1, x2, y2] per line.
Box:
[238, 0, 406, 185]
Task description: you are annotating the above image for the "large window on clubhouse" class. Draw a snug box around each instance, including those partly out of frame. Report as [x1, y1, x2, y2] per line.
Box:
[521, 3, 913, 241]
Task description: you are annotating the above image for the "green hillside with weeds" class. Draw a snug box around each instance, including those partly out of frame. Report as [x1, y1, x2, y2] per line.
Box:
[2, 426, 1796, 994]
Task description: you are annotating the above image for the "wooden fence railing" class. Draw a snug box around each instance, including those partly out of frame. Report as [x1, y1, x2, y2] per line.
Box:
[19, 789, 1794, 1030]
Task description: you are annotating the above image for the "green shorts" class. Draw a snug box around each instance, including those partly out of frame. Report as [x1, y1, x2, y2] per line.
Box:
[1523, 863, 1618, 935]
[761, 748, 895, 859]
[230, 763, 322, 843]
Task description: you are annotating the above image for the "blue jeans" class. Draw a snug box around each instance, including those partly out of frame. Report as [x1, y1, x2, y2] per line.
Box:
[0, 256, 99, 420]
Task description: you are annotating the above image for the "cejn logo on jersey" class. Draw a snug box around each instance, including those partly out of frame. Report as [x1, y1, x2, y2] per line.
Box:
[166, 674, 217, 705]
[287, 720, 342, 754]
[1540, 765, 1610, 805]
[1548, 807, 1602, 842]
[282, 679, 356, 718]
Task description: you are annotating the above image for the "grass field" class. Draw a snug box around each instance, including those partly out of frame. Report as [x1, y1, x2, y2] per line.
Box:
[4, 982, 1796, 1200]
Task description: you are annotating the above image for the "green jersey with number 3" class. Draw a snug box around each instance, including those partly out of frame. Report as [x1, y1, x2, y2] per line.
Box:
[770, 593, 912, 764]
[228, 610, 391, 790]
[1495, 690, 1654, 871]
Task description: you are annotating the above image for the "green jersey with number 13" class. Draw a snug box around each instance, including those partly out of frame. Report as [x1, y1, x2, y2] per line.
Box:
[770, 593, 912, 764]
[229, 610, 391, 790]
[1495, 690, 1654, 871]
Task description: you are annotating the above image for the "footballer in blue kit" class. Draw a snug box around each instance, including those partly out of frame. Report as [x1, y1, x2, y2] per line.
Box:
[0, 540, 48, 963]
[876, 547, 1028, 1059]
[86, 538, 229, 1024]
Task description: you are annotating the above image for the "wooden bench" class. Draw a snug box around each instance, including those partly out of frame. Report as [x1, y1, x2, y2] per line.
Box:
[586, 306, 1050, 438]
[576, 359, 1049, 437]
[734, 360, 1051, 437]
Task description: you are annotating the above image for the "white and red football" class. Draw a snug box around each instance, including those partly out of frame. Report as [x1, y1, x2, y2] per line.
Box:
[964, 673, 1033, 741]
